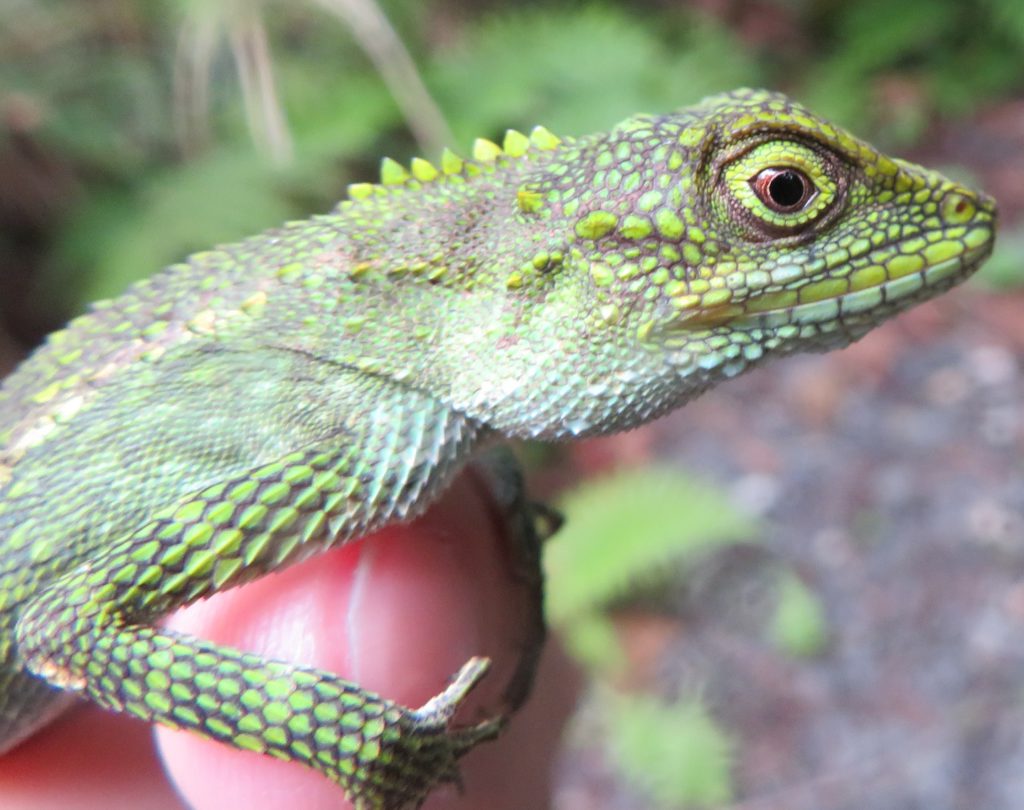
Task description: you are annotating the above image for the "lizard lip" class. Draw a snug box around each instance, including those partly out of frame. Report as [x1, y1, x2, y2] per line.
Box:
[727, 235, 994, 331]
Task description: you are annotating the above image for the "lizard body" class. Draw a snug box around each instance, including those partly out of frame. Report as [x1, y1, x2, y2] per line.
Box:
[0, 90, 996, 808]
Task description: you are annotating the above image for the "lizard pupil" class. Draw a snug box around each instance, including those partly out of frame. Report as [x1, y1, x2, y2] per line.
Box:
[754, 168, 813, 212]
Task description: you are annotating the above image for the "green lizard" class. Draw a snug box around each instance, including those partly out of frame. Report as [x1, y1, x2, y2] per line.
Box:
[0, 89, 997, 808]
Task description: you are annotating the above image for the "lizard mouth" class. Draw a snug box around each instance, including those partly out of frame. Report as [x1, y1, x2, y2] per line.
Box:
[680, 230, 994, 333]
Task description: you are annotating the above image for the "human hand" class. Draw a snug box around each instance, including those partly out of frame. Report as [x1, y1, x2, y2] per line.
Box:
[0, 468, 577, 809]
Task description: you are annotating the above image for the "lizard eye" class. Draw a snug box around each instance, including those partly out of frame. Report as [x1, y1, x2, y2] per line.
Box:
[720, 140, 841, 238]
[752, 167, 815, 212]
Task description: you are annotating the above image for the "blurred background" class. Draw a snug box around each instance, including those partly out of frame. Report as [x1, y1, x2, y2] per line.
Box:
[2, 1, 1024, 808]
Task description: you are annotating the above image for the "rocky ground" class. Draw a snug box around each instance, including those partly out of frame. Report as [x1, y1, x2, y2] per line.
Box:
[555, 286, 1024, 810]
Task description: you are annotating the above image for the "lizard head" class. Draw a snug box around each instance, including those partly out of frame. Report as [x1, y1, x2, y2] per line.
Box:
[341, 90, 996, 438]
[532, 88, 996, 422]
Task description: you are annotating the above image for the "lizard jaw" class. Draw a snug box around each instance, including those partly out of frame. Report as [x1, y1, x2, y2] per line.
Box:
[663, 227, 995, 336]
[659, 236, 994, 391]
[728, 238, 994, 332]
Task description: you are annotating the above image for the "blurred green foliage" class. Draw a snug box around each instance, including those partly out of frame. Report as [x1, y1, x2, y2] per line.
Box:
[604, 690, 735, 808]
[547, 467, 756, 670]
[548, 467, 752, 807]
[430, 6, 758, 142]
[979, 229, 1024, 288]
[547, 466, 831, 806]
[799, 0, 1024, 129]
[770, 570, 829, 657]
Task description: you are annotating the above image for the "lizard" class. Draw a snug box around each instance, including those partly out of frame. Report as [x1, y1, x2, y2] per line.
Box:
[0, 88, 997, 808]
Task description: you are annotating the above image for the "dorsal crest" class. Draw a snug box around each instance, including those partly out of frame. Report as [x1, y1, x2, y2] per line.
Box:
[344, 125, 564, 202]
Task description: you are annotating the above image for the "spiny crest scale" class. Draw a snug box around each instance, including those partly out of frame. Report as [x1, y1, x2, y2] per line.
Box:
[379, 157, 409, 186]
[471, 138, 502, 162]
[440, 148, 464, 175]
[528, 125, 561, 150]
[502, 129, 530, 157]
[410, 157, 439, 182]
[341, 123, 565, 204]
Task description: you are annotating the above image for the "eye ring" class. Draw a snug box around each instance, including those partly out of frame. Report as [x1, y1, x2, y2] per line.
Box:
[752, 167, 817, 213]
[719, 140, 842, 241]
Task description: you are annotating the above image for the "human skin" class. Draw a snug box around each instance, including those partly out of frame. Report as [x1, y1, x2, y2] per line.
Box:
[0, 469, 577, 809]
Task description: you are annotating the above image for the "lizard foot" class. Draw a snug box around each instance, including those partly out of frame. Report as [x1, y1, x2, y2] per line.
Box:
[352, 656, 504, 810]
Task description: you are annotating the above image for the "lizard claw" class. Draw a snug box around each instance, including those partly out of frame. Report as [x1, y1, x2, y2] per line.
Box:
[409, 655, 493, 727]
[354, 657, 505, 810]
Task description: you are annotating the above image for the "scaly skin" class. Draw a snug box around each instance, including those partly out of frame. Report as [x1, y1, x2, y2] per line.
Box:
[0, 89, 997, 808]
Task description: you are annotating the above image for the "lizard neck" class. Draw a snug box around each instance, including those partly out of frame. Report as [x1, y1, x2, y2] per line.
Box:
[244, 155, 713, 440]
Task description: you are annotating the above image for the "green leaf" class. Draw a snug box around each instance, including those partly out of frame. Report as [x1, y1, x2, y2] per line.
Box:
[545, 467, 756, 625]
[561, 614, 623, 673]
[769, 571, 828, 657]
[606, 690, 734, 808]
